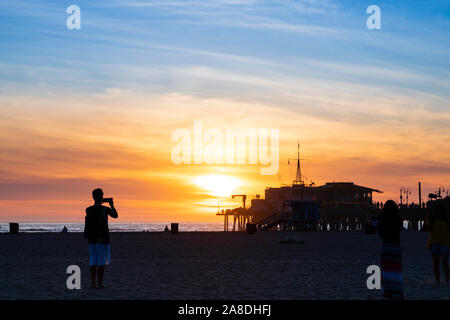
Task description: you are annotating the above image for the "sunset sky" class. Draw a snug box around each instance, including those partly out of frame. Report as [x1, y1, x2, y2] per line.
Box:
[0, 1, 449, 222]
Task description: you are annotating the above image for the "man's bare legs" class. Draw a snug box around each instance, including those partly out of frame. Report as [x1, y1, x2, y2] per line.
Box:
[90, 265, 105, 288]
[90, 266, 97, 288]
[97, 266, 105, 288]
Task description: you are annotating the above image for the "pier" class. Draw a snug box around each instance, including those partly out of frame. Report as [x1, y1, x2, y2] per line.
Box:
[217, 144, 447, 232]
[217, 208, 252, 232]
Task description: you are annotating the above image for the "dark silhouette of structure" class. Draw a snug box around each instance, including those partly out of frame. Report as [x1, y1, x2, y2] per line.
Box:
[224, 143, 382, 232]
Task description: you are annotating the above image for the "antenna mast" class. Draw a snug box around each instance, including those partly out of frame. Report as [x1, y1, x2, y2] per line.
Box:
[296, 141, 301, 183]
[293, 141, 305, 185]
[288, 141, 307, 186]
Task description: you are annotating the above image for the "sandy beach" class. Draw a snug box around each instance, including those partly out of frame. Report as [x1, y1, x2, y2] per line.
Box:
[0, 231, 449, 300]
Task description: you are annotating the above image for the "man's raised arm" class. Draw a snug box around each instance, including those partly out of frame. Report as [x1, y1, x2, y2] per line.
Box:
[108, 199, 118, 219]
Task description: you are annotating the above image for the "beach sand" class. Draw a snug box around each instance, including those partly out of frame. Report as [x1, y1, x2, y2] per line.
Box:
[0, 231, 449, 300]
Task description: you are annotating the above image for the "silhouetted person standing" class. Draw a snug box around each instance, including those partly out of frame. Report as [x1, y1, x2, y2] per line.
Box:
[84, 188, 118, 289]
[426, 204, 449, 285]
[378, 200, 403, 299]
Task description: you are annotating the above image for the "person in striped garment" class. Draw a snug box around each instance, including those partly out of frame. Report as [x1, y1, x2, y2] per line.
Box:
[378, 200, 403, 299]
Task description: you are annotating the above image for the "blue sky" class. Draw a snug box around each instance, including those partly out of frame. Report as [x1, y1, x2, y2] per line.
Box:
[0, 0, 449, 101]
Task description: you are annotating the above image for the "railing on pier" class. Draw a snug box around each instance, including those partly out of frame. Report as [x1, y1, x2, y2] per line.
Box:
[257, 213, 287, 231]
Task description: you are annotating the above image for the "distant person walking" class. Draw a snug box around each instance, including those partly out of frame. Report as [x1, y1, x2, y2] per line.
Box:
[425, 204, 449, 286]
[378, 200, 403, 299]
[84, 188, 118, 289]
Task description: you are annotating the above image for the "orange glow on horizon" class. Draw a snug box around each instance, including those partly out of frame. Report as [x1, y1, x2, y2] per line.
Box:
[0, 93, 449, 222]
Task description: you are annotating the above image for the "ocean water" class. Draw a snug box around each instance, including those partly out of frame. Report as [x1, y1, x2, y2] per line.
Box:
[0, 221, 421, 233]
[0, 222, 224, 233]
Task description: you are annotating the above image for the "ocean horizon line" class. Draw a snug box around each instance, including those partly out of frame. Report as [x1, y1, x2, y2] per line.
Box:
[0, 222, 224, 233]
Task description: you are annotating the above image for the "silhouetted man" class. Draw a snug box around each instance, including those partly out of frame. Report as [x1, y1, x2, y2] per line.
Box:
[84, 188, 118, 289]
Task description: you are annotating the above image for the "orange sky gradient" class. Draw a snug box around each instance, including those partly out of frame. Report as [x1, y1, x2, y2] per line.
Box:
[0, 90, 449, 223]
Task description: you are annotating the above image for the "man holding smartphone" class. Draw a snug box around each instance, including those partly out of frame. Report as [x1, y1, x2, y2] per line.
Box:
[84, 188, 118, 289]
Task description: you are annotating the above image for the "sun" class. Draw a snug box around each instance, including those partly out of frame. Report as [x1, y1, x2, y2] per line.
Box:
[194, 174, 242, 198]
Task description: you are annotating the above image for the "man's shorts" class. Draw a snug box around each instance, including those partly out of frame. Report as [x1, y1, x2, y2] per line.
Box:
[429, 243, 450, 256]
[89, 243, 111, 266]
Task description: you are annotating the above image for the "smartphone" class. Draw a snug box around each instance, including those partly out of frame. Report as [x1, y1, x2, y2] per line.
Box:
[102, 198, 113, 203]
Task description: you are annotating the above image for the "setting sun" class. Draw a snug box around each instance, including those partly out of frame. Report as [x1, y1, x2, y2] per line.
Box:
[194, 174, 242, 198]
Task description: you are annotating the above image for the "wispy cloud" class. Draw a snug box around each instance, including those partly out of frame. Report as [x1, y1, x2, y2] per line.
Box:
[107, 0, 339, 35]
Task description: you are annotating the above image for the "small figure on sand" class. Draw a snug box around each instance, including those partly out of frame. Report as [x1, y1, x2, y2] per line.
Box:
[378, 200, 403, 299]
[61, 226, 68, 233]
[84, 188, 118, 289]
[425, 204, 449, 286]
[164, 225, 169, 232]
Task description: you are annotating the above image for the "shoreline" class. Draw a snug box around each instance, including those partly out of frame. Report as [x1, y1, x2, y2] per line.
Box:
[0, 222, 225, 233]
